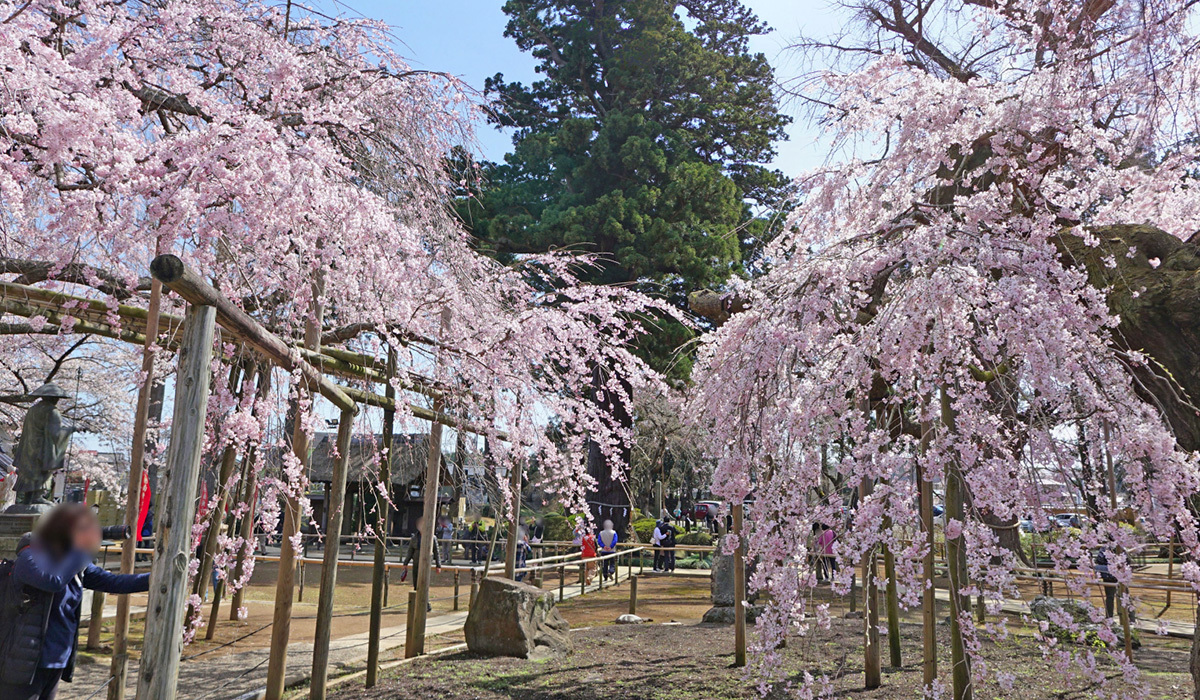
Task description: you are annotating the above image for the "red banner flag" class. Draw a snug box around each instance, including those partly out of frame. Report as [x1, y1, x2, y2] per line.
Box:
[136, 470, 151, 540]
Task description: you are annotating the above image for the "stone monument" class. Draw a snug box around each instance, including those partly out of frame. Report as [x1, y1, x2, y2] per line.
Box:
[1, 382, 77, 554]
[702, 535, 760, 624]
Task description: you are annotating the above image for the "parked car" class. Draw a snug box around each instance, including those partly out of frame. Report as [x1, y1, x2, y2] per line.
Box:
[693, 501, 723, 523]
[1053, 513, 1084, 529]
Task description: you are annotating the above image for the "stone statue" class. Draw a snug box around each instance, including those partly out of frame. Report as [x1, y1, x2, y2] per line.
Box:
[11, 382, 76, 511]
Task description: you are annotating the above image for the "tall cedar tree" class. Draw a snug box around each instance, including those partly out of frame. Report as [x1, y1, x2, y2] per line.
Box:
[461, 0, 790, 380]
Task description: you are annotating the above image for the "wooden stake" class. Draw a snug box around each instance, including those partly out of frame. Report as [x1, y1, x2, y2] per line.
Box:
[629, 574, 638, 615]
[367, 347, 397, 688]
[134, 303, 216, 700]
[733, 502, 747, 668]
[109, 277, 161, 700]
[310, 407, 355, 700]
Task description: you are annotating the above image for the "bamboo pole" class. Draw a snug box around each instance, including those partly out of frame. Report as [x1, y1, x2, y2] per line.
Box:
[108, 277, 162, 700]
[941, 388, 973, 700]
[310, 408, 355, 700]
[135, 303, 217, 700]
[265, 285, 324, 700]
[367, 347, 397, 687]
[733, 502, 747, 668]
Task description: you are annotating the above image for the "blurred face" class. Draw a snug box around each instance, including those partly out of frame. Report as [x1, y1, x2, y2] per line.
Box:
[72, 510, 102, 553]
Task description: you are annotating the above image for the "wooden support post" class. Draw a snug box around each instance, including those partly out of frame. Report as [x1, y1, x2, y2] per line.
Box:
[504, 458, 522, 580]
[404, 591, 418, 658]
[410, 398, 445, 656]
[733, 502, 747, 668]
[309, 408, 354, 700]
[1166, 538, 1176, 610]
[629, 574, 638, 615]
[205, 493, 242, 639]
[264, 286, 327, 700]
[367, 347, 397, 688]
[884, 535, 902, 668]
[109, 277, 162, 700]
[134, 303, 216, 700]
[87, 591, 106, 650]
[942, 388, 973, 700]
[559, 565, 565, 602]
[919, 440, 938, 688]
[453, 571, 461, 611]
[469, 570, 479, 610]
[861, 479, 882, 689]
[409, 310, 450, 659]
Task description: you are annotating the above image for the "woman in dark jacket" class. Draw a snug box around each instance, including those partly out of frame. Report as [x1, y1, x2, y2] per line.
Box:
[0, 503, 150, 700]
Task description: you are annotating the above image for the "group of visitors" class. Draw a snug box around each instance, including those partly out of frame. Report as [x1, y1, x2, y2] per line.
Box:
[572, 517, 620, 583]
[651, 516, 679, 572]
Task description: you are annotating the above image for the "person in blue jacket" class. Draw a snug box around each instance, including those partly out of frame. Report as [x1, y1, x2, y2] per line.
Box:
[0, 502, 150, 700]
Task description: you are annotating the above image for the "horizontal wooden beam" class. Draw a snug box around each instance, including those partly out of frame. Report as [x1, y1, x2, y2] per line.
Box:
[151, 254, 358, 414]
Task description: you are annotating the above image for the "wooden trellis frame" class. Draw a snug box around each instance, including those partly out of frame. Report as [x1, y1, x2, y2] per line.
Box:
[0, 254, 504, 700]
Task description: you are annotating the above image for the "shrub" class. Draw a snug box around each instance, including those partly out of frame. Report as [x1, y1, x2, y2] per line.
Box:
[631, 517, 658, 543]
[678, 530, 713, 547]
[543, 513, 583, 542]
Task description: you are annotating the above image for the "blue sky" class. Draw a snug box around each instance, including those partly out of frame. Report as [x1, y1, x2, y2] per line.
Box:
[338, 1, 843, 176]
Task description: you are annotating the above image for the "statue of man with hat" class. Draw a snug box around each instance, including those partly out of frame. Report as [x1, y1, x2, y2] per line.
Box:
[11, 382, 77, 510]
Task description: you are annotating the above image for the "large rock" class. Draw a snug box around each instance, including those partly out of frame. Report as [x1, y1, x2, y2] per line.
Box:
[464, 577, 571, 659]
[710, 545, 735, 606]
[703, 536, 759, 624]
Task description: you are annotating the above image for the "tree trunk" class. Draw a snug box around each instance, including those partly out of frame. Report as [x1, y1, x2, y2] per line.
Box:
[587, 364, 632, 535]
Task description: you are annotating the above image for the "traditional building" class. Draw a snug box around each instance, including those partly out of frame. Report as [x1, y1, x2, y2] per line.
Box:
[304, 432, 480, 538]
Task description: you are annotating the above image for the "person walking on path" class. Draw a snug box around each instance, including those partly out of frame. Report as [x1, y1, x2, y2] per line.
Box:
[401, 524, 442, 610]
[597, 520, 619, 581]
[0, 503, 150, 700]
[580, 527, 598, 584]
[468, 520, 483, 564]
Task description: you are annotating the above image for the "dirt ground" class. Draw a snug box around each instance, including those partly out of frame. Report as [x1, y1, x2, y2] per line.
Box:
[326, 576, 1193, 700]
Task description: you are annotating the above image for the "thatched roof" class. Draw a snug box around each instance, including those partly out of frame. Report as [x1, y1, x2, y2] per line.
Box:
[305, 432, 480, 486]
